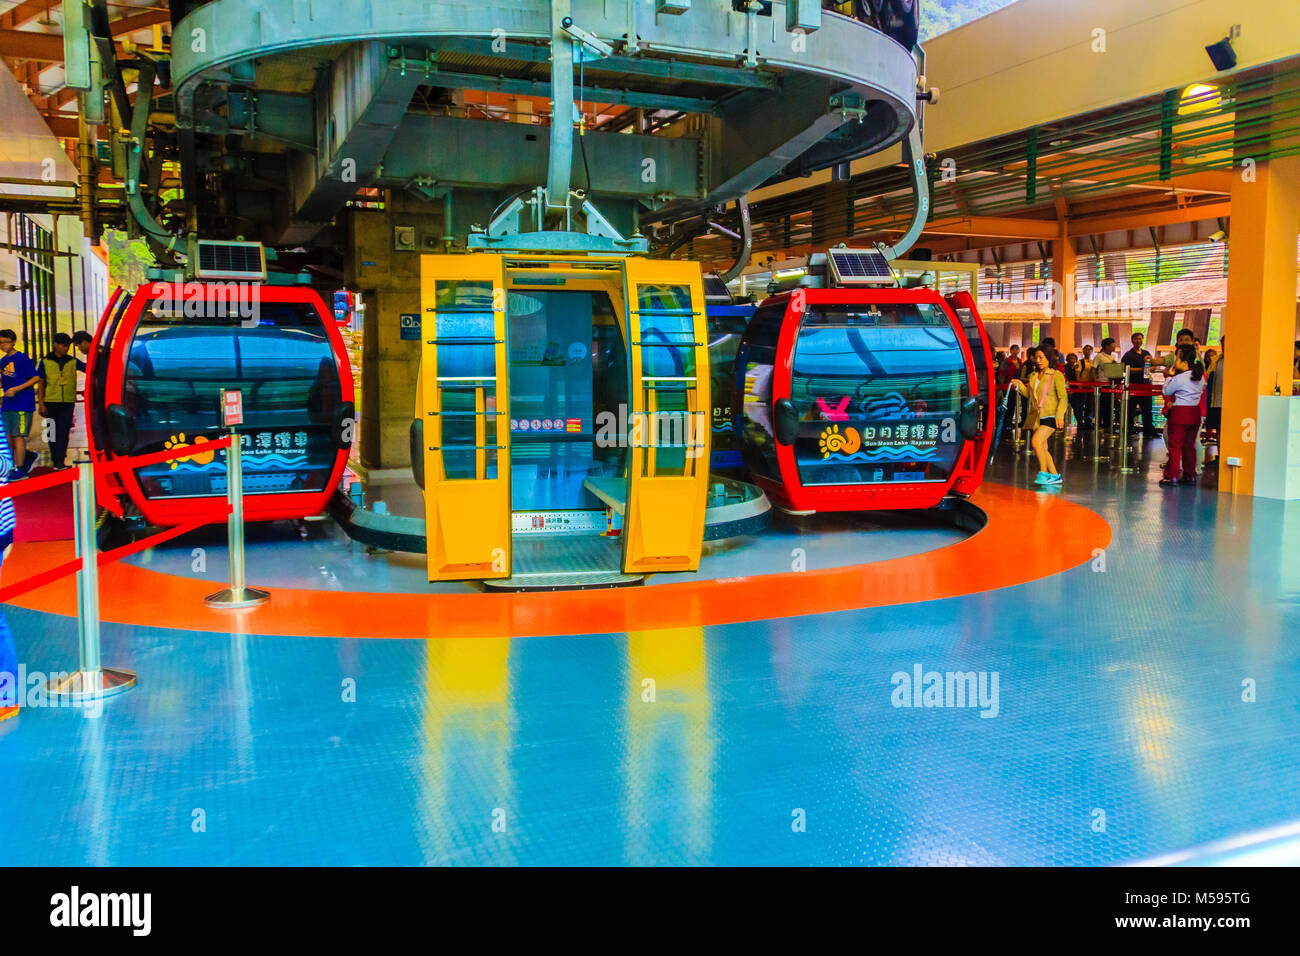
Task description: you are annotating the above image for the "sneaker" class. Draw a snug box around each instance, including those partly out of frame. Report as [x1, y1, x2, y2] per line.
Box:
[1159, 477, 1178, 487]
[1178, 477, 1198, 486]
[1042, 473, 1062, 486]
[1034, 471, 1050, 484]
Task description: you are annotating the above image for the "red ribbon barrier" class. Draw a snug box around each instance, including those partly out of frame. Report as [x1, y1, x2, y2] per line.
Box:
[1065, 381, 1164, 396]
[0, 434, 234, 500]
[0, 437, 238, 603]
[96, 434, 233, 476]
[0, 465, 78, 499]
[97, 512, 227, 568]
[0, 555, 82, 604]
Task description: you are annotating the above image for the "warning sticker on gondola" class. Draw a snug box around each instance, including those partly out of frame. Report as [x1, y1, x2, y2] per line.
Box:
[510, 419, 519, 431]
[530, 419, 542, 430]
[222, 389, 243, 427]
[541, 419, 553, 431]
[518, 419, 530, 431]
[565, 419, 581, 432]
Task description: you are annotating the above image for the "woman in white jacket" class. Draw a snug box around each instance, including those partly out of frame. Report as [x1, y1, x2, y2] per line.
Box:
[1159, 345, 1206, 487]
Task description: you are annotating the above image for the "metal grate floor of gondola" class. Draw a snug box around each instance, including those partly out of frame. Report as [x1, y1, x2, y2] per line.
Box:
[482, 534, 643, 591]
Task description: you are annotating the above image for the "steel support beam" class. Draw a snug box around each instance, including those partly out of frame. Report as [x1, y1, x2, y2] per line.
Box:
[282, 41, 424, 244]
[1065, 200, 1233, 237]
[413, 66, 718, 116]
[172, 0, 917, 219]
[0, 28, 63, 60]
[433, 36, 776, 89]
[547, 0, 574, 213]
[379, 113, 702, 201]
[890, 216, 1061, 240]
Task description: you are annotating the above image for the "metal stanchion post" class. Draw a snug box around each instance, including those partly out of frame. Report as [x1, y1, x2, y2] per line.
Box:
[1012, 386, 1024, 449]
[47, 462, 137, 700]
[1090, 384, 1103, 461]
[1118, 378, 1135, 473]
[205, 428, 270, 609]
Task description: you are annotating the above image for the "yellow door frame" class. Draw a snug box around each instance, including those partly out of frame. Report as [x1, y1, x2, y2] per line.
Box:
[420, 254, 512, 580]
[622, 257, 711, 573]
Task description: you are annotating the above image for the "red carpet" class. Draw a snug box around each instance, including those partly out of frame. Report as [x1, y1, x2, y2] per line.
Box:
[12, 468, 75, 542]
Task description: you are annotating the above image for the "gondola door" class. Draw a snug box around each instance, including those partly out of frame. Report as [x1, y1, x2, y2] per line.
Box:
[420, 254, 512, 580]
[621, 258, 710, 573]
[945, 290, 994, 491]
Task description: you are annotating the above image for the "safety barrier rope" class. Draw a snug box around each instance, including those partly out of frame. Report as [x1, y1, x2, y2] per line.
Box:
[0, 434, 235, 604]
[1066, 381, 1164, 397]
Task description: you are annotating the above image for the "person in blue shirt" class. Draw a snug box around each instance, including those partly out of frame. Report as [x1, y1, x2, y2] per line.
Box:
[72, 330, 92, 370]
[0, 412, 18, 725]
[0, 329, 41, 479]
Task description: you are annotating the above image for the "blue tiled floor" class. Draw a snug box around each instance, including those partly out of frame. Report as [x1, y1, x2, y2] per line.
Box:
[120, 507, 964, 592]
[2, 434, 1299, 865]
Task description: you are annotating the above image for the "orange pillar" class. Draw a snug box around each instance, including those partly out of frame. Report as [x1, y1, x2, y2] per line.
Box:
[1220, 153, 1300, 495]
[1051, 229, 1077, 351]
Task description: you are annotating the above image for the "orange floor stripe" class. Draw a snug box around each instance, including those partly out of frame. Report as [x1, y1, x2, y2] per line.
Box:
[1, 482, 1110, 639]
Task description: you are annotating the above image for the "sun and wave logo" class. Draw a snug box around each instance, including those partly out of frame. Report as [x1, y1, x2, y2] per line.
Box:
[163, 433, 215, 469]
[818, 423, 939, 462]
[818, 424, 861, 456]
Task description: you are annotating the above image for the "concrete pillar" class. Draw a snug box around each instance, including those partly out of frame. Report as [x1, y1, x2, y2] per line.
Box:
[345, 192, 446, 471]
[1051, 232, 1077, 350]
[1220, 152, 1300, 495]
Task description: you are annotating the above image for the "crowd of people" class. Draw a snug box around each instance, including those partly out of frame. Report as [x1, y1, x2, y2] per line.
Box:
[992, 327, 1223, 490]
[0, 329, 94, 481]
[0, 328, 95, 726]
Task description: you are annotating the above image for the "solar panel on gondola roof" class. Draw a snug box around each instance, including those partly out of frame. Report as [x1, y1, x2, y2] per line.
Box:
[826, 248, 894, 286]
[702, 274, 732, 303]
[195, 240, 267, 281]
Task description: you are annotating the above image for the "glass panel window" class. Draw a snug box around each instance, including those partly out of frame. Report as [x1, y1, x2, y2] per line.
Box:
[435, 281, 499, 480]
[91, 291, 134, 448]
[705, 306, 751, 467]
[951, 305, 988, 400]
[636, 283, 696, 381]
[790, 303, 968, 486]
[635, 283, 698, 476]
[122, 300, 342, 499]
[735, 302, 785, 481]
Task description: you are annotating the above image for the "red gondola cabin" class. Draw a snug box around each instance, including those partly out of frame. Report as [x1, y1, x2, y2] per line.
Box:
[85, 282, 355, 529]
[733, 283, 993, 514]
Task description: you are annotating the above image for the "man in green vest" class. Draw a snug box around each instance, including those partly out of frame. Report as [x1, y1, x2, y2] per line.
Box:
[36, 333, 79, 470]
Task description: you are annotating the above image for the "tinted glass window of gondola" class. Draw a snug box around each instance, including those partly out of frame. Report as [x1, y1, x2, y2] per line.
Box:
[951, 305, 989, 400]
[735, 302, 786, 481]
[790, 303, 968, 486]
[122, 298, 343, 499]
[89, 291, 134, 450]
[706, 305, 752, 468]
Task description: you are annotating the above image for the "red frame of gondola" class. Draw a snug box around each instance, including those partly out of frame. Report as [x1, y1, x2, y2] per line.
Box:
[84, 283, 354, 527]
[752, 286, 993, 513]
